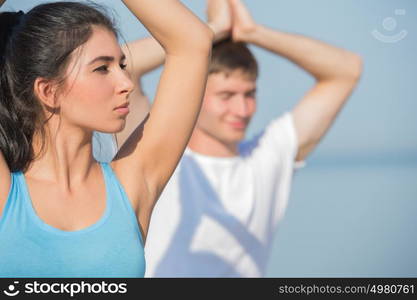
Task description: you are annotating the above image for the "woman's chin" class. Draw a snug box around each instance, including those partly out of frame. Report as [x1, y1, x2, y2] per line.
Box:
[95, 122, 126, 134]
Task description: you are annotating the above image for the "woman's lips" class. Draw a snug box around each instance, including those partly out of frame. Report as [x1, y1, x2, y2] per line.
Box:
[114, 107, 130, 115]
[114, 103, 130, 115]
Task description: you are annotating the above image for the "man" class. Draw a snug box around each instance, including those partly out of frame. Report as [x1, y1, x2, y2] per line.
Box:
[98, 0, 362, 277]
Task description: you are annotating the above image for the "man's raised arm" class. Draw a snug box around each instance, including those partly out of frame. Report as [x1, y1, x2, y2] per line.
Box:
[229, 0, 362, 162]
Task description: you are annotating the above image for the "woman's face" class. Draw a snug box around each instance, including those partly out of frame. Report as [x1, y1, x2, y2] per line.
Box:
[57, 25, 134, 134]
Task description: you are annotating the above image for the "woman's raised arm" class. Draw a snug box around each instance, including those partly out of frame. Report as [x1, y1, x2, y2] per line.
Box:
[113, 0, 213, 231]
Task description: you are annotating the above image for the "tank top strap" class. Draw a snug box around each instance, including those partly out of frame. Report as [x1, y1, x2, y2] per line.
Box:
[0, 172, 20, 226]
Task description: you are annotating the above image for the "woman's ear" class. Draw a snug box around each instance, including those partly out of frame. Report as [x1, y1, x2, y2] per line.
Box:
[33, 77, 60, 109]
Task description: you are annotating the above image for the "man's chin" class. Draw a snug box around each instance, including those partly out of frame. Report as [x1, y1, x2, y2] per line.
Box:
[226, 132, 246, 144]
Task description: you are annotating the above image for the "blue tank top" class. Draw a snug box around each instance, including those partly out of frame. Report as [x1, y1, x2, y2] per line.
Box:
[0, 163, 145, 278]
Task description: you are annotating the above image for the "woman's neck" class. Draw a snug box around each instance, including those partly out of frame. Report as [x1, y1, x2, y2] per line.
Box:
[26, 124, 96, 192]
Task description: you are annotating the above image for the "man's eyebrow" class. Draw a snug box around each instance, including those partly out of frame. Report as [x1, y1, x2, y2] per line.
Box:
[216, 88, 257, 95]
[216, 90, 235, 94]
[88, 53, 126, 65]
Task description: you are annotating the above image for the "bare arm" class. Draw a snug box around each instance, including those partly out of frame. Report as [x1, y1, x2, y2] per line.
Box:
[115, 0, 232, 150]
[230, 0, 362, 162]
[113, 0, 213, 237]
[122, 37, 165, 81]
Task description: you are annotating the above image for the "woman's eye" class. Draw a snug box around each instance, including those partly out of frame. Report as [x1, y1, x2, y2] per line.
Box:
[94, 65, 109, 73]
[120, 63, 127, 70]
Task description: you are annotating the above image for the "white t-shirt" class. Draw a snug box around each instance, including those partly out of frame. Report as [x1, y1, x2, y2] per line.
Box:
[144, 112, 304, 277]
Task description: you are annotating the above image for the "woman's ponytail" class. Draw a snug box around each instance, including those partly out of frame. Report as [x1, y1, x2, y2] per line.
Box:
[0, 11, 34, 172]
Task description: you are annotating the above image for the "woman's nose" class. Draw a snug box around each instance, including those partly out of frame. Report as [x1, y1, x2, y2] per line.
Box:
[117, 70, 134, 95]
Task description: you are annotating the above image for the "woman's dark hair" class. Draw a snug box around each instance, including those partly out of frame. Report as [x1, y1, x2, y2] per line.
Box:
[0, 2, 117, 172]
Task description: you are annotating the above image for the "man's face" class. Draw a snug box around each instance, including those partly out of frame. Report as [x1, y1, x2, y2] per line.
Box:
[195, 70, 257, 146]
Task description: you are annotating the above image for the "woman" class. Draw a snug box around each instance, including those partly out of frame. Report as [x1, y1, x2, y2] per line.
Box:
[0, 0, 212, 277]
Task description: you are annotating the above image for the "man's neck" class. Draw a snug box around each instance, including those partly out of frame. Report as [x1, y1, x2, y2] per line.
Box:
[187, 129, 239, 157]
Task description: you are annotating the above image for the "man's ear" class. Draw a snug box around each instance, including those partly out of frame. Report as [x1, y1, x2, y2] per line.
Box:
[33, 77, 60, 109]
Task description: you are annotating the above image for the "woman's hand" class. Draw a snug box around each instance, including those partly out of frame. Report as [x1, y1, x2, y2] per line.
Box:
[207, 0, 232, 42]
[229, 0, 257, 42]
